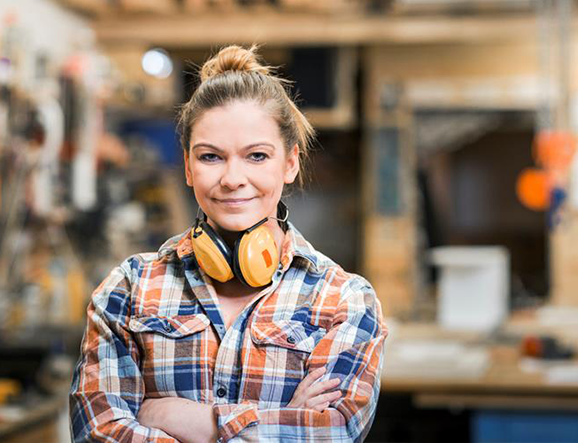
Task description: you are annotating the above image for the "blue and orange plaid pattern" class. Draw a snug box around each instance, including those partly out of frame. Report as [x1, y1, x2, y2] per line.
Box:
[70, 222, 387, 442]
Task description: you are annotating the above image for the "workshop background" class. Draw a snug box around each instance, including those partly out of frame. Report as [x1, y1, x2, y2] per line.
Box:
[1, 0, 578, 442]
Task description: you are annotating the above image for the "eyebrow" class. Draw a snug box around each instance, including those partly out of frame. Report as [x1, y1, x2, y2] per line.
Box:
[192, 142, 276, 152]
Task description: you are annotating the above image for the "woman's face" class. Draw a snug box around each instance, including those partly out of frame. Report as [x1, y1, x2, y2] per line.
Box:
[184, 100, 299, 232]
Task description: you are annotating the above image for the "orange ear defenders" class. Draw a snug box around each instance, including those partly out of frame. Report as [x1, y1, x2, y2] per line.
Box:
[190, 202, 289, 288]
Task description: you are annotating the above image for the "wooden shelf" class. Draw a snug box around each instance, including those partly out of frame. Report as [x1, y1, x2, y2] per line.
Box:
[94, 13, 541, 49]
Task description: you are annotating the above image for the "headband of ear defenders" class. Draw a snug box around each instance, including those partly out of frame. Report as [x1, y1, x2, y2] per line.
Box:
[190, 201, 289, 287]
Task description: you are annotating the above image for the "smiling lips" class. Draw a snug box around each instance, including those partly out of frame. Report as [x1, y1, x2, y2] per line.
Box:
[214, 197, 255, 207]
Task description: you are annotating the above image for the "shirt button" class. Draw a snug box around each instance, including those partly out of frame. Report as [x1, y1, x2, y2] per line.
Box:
[287, 336, 296, 344]
[216, 387, 227, 398]
[164, 323, 172, 332]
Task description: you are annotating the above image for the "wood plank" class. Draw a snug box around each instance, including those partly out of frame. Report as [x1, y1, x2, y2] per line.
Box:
[361, 49, 419, 317]
[57, 0, 111, 16]
[551, 210, 578, 306]
[182, 0, 370, 14]
[1, 421, 59, 443]
[0, 396, 66, 441]
[118, 0, 179, 15]
[364, 42, 540, 82]
[183, 0, 240, 13]
[381, 322, 578, 396]
[94, 13, 542, 48]
[414, 393, 578, 410]
[392, 0, 534, 16]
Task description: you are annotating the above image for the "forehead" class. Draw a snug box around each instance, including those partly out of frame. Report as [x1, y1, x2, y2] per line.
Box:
[192, 100, 282, 147]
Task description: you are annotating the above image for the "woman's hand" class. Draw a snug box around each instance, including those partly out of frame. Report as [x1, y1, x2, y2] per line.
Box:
[137, 397, 217, 443]
[287, 366, 342, 412]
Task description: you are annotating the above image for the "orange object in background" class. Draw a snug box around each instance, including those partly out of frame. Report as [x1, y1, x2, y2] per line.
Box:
[516, 168, 551, 211]
[0, 379, 21, 404]
[521, 335, 575, 360]
[521, 336, 543, 358]
[533, 130, 576, 171]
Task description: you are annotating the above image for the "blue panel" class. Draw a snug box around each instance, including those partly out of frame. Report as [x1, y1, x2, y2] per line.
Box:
[120, 119, 180, 166]
[472, 410, 578, 443]
[374, 128, 402, 215]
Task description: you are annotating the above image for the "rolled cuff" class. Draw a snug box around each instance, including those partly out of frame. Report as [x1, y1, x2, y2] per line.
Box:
[212, 402, 259, 442]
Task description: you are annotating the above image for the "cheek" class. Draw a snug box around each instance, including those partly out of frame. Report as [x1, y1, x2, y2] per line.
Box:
[256, 175, 283, 198]
[257, 164, 286, 189]
[190, 166, 216, 190]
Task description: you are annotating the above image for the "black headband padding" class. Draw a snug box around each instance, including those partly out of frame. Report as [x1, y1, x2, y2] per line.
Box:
[198, 221, 234, 267]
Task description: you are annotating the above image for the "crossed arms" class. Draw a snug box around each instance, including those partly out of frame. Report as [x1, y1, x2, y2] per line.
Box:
[69, 264, 386, 443]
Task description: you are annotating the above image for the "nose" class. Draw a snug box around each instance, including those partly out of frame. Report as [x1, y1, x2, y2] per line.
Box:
[219, 158, 247, 190]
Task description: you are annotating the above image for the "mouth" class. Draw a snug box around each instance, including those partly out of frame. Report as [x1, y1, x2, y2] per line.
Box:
[214, 197, 255, 207]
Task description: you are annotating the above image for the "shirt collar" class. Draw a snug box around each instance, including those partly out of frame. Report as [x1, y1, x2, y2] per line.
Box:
[278, 222, 319, 273]
[157, 221, 319, 273]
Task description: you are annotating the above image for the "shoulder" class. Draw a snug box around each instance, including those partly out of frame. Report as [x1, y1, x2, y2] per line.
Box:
[312, 251, 378, 307]
[90, 230, 190, 319]
[116, 228, 192, 281]
[312, 258, 386, 342]
[287, 224, 383, 328]
[289, 223, 376, 298]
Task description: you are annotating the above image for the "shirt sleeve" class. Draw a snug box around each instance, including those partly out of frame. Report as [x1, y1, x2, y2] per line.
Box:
[69, 258, 179, 443]
[212, 276, 387, 443]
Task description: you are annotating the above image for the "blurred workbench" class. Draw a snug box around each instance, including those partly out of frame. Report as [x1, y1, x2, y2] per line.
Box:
[380, 310, 578, 411]
[0, 394, 67, 443]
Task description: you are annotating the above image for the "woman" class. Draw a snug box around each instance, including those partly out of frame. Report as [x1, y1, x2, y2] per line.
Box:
[70, 45, 386, 443]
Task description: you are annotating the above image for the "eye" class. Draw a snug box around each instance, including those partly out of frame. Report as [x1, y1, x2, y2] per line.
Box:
[199, 153, 221, 163]
[248, 152, 269, 162]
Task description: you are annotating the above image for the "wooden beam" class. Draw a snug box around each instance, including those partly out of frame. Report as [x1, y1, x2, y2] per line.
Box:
[415, 393, 578, 410]
[362, 41, 546, 110]
[551, 212, 578, 307]
[94, 13, 542, 49]
[57, 0, 111, 16]
[391, 0, 534, 16]
[183, 0, 240, 13]
[118, 0, 179, 15]
[182, 0, 381, 14]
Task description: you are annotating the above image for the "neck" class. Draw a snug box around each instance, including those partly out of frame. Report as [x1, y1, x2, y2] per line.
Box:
[212, 218, 286, 259]
[264, 218, 287, 261]
[213, 227, 242, 251]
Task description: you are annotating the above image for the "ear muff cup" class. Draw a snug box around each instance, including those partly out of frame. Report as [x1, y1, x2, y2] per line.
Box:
[199, 222, 233, 264]
[191, 219, 280, 287]
[190, 221, 234, 283]
[233, 225, 278, 288]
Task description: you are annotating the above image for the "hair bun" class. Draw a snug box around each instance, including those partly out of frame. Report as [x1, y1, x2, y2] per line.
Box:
[200, 44, 270, 82]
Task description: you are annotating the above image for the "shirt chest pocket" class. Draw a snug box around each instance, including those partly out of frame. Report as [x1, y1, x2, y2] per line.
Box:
[250, 319, 326, 353]
[247, 319, 327, 405]
[129, 314, 210, 338]
[128, 314, 211, 397]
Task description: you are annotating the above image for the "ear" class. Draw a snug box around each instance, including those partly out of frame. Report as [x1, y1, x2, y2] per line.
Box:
[184, 149, 194, 187]
[284, 143, 300, 184]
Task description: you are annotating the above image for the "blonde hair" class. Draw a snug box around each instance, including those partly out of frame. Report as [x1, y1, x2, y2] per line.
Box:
[177, 44, 315, 187]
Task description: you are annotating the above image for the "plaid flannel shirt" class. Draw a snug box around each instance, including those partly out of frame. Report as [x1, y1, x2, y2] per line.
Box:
[70, 222, 387, 443]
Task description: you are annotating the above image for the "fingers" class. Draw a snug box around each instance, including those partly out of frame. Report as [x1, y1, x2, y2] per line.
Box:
[297, 366, 326, 392]
[307, 377, 341, 398]
[291, 367, 326, 400]
[312, 401, 330, 412]
[305, 390, 342, 410]
[288, 367, 344, 410]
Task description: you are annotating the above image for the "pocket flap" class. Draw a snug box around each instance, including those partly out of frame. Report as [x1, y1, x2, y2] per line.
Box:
[129, 314, 210, 338]
[251, 320, 326, 353]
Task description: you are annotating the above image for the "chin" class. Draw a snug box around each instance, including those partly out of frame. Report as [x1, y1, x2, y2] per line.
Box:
[209, 213, 264, 233]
